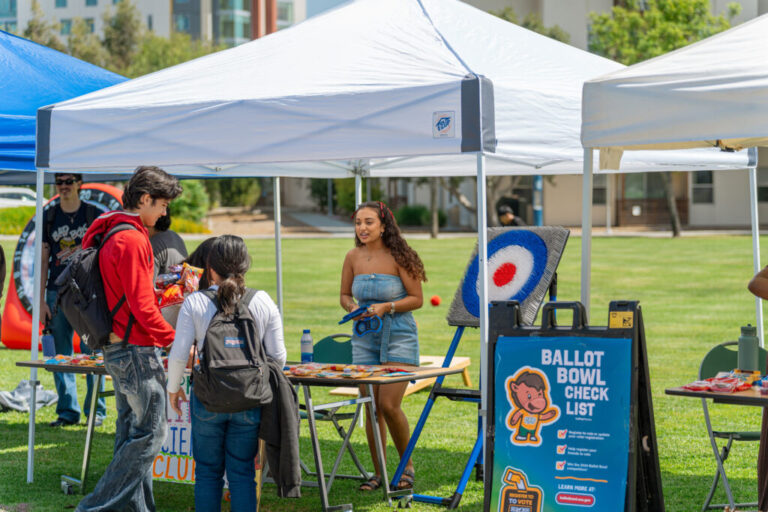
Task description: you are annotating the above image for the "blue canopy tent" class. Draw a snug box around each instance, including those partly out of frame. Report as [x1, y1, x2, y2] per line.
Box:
[0, 29, 126, 482]
[0, 30, 126, 172]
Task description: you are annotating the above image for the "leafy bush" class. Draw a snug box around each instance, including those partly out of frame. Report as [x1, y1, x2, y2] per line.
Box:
[170, 217, 210, 234]
[0, 207, 35, 235]
[394, 205, 446, 227]
[204, 178, 262, 208]
[170, 180, 210, 222]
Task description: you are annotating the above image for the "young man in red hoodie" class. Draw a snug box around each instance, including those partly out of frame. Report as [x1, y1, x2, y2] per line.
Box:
[76, 166, 182, 512]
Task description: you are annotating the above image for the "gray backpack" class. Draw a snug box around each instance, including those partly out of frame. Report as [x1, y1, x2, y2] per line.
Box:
[192, 288, 273, 412]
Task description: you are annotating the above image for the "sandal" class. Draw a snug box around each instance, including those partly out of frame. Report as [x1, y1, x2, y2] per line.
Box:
[397, 468, 415, 490]
[359, 475, 382, 492]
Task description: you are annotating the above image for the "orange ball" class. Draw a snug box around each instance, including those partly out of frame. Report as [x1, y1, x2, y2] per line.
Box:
[430, 295, 441, 306]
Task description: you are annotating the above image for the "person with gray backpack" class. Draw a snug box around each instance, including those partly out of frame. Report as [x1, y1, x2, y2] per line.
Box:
[167, 235, 286, 511]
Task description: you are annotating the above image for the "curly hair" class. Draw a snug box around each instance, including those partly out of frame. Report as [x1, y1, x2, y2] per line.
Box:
[353, 201, 427, 282]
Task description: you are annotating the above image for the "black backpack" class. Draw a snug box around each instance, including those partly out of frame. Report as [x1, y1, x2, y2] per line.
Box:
[54, 223, 136, 350]
[192, 288, 273, 413]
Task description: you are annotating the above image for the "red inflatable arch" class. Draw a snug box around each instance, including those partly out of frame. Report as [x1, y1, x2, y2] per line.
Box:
[1, 183, 123, 352]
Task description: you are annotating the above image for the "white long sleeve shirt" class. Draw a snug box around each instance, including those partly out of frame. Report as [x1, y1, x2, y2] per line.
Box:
[166, 286, 287, 393]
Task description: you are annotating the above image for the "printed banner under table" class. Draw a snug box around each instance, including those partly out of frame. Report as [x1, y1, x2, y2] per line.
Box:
[153, 374, 194, 483]
[490, 335, 632, 512]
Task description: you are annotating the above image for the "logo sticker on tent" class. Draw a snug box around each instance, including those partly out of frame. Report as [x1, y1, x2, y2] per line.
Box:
[433, 111, 455, 138]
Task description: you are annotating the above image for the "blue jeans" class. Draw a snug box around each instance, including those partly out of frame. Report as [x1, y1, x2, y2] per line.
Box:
[77, 344, 167, 512]
[46, 289, 106, 423]
[191, 392, 261, 512]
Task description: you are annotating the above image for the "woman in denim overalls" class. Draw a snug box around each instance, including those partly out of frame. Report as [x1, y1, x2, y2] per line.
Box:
[340, 201, 426, 492]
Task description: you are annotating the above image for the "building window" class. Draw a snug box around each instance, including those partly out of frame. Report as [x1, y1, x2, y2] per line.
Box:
[60, 18, 71, 34]
[147, 14, 152, 31]
[277, 2, 293, 21]
[113, 0, 120, 4]
[85, 17, 94, 32]
[758, 169, 768, 202]
[691, 171, 714, 204]
[174, 13, 190, 32]
[624, 172, 665, 200]
[55, 0, 67, 7]
[85, 0, 97, 6]
[0, 0, 16, 18]
[593, 174, 607, 205]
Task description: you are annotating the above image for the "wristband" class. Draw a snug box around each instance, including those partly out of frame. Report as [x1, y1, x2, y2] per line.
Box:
[390, 302, 396, 315]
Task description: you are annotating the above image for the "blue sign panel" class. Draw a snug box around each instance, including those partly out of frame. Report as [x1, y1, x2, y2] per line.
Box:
[490, 336, 632, 512]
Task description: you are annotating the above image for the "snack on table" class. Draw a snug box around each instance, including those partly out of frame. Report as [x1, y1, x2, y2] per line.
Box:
[155, 272, 181, 289]
[179, 263, 203, 294]
[159, 284, 185, 308]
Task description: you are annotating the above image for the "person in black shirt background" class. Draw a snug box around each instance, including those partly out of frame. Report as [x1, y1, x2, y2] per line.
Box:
[40, 173, 106, 427]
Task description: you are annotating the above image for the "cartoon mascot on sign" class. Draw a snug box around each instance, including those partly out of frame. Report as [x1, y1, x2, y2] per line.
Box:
[506, 368, 560, 446]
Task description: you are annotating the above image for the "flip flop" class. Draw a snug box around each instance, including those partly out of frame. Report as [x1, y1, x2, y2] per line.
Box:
[359, 475, 382, 492]
[397, 468, 415, 490]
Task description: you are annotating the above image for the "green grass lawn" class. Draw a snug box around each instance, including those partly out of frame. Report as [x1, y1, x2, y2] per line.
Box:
[0, 234, 765, 511]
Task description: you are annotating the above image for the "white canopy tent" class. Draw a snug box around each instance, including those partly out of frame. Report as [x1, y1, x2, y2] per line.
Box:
[31, 0, 748, 484]
[581, 13, 768, 345]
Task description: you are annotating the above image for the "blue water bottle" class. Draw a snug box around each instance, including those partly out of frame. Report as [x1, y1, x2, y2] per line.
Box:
[300, 329, 314, 363]
[41, 326, 56, 359]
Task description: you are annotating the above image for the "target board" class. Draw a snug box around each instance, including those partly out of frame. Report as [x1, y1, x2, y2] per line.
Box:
[447, 227, 569, 327]
[1, 184, 122, 351]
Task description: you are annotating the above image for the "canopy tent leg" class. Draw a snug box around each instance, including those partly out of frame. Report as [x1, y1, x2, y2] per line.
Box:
[355, 174, 362, 207]
[27, 168, 45, 483]
[606, 175, 613, 235]
[749, 148, 763, 346]
[581, 148, 593, 319]
[273, 177, 283, 316]
[476, 153, 489, 457]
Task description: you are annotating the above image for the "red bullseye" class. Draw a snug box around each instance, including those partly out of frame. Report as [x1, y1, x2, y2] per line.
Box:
[493, 263, 517, 287]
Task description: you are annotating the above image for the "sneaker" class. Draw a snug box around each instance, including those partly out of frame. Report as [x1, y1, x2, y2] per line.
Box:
[86, 417, 104, 427]
[49, 418, 78, 427]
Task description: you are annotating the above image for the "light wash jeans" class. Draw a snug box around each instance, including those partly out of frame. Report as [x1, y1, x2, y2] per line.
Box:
[76, 344, 167, 512]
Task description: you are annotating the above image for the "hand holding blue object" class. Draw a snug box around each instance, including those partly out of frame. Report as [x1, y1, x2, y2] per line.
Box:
[339, 306, 383, 336]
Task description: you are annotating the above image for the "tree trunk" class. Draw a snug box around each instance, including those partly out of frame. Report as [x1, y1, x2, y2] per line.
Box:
[430, 178, 439, 239]
[661, 172, 682, 237]
[439, 177, 476, 213]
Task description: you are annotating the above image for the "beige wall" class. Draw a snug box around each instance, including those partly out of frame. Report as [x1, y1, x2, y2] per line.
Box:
[543, 175, 607, 227]
[689, 169, 753, 227]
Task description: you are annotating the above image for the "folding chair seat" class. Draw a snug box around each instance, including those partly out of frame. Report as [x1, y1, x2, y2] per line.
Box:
[298, 333, 370, 488]
[698, 341, 767, 511]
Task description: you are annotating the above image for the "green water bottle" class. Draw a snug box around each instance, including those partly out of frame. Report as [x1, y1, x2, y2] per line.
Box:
[738, 324, 759, 371]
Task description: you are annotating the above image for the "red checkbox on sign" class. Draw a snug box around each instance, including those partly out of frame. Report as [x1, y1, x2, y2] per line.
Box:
[556, 461, 566, 471]
[557, 445, 566, 454]
[557, 429, 567, 439]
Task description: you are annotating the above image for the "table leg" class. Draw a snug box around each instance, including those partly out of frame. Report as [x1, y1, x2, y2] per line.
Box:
[365, 383, 391, 507]
[303, 385, 353, 512]
[61, 374, 102, 494]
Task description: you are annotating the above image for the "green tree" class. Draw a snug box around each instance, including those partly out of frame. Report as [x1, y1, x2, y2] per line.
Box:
[67, 18, 107, 66]
[588, 0, 740, 236]
[126, 32, 226, 78]
[493, 5, 570, 43]
[169, 180, 210, 222]
[23, 0, 65, 52]
[102, 0, 143, 74]
[589, 0, 739, 65]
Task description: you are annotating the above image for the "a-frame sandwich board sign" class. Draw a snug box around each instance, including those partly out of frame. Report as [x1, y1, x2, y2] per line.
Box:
[484, 300, 663, 512]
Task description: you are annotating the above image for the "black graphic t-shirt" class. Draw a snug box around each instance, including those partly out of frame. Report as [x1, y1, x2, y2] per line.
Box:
[43, 203, 102, 291]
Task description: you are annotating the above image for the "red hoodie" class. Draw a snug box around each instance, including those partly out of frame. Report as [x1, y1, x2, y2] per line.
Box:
[82, 211, 175, 347]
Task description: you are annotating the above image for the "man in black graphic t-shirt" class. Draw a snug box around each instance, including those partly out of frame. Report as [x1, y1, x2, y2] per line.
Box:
[40, 174, 107, 427]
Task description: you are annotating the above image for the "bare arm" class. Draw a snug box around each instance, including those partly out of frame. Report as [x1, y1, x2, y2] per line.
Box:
[748, 266, 768, 299]
[340, 250, 357, 313]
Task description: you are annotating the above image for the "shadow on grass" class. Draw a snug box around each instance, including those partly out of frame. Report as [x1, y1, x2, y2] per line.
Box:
[0, 414, 481, 512]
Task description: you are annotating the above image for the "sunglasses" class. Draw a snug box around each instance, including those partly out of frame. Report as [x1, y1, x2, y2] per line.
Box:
[55, 179, 77, 186]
